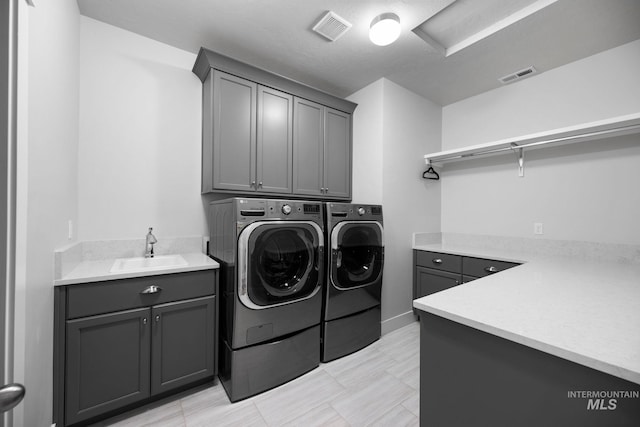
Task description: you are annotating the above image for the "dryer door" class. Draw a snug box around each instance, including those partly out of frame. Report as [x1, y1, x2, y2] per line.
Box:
[238, 221, 324, 309]
[330, 221, 384, 290]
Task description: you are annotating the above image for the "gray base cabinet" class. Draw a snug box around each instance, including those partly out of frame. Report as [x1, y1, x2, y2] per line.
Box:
[413, 249, 519, 315]
[419, 312, 640, 426]
[54, 270, 217, 426]
[66, 308, 151, 424]
[151, 297, 215, 395]
[194, 48, 356, 200]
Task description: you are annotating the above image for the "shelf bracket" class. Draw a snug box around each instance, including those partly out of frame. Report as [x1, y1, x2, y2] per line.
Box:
[510, 143, 524, 177]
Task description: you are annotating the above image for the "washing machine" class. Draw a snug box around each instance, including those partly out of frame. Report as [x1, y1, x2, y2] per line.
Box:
[208, 198, 325, 402]
[322, 202, 384, 362]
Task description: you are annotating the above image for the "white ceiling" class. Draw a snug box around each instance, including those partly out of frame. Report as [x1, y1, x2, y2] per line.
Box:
[77, 0, 640, 106]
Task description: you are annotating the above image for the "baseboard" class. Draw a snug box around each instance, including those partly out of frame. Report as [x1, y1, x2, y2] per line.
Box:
[381, 311, 416, 335]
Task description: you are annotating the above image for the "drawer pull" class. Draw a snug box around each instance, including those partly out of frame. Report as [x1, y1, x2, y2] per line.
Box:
[140, 285, 162, 294]
[432, 258, 443, 264]
[484, 266, 498, 273]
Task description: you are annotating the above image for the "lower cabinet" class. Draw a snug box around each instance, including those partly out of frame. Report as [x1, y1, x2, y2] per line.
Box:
[413, 249, 519, 315]
[65, 308, 151, 424]
[415, 267, 461, 299]
[54, 270, 217, 426]
[151, 297, 215, 395]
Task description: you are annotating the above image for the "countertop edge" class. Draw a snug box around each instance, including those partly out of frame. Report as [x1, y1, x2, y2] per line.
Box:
[413, 300, 640, 385]
[54, 253, 220, 286]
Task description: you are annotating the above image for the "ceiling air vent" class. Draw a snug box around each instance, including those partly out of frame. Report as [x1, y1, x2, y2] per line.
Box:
[499, 66, 538, 84]
[312, 11, 352, 42]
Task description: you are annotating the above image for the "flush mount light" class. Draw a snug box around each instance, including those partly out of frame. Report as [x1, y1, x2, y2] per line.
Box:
[369, 13, 401, 46]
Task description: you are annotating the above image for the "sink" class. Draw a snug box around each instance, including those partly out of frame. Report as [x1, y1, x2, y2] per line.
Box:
[110, 254, 188, 273]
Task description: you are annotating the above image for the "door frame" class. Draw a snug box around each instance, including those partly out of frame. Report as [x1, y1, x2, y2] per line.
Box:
[1, 0, 19, 425]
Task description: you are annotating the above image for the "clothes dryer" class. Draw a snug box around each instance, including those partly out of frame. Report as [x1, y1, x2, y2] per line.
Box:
[322, 203, 384, 362]
[209, 198, 324, 402]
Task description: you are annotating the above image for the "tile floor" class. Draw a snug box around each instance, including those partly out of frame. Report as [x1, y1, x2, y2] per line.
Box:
[99, 321, 420, 427]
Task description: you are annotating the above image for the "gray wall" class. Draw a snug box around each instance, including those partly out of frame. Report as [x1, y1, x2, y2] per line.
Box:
[441, 40, 640, 245]
[349, 79, 441, 332]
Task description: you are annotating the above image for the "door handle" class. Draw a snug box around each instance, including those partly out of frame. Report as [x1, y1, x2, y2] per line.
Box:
[336, 250, 342, 268]
[0, 383, 25, 413]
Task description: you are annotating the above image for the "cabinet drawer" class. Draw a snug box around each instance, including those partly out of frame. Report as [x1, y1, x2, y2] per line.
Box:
[415, 250, 462, 273]
[66, 270, 216, 319]
[462, 257, 519, 278]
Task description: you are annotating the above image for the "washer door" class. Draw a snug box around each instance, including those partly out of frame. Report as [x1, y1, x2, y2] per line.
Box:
[330, 221, 384, 290]
[238, 221, 324, 309]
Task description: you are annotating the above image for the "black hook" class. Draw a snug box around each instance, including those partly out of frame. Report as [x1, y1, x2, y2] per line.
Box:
[422, 166, 440, 180]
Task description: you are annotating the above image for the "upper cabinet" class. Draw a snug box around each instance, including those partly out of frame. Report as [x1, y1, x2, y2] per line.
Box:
[293, 99, 351, 199]
[194, 48, 357, 200]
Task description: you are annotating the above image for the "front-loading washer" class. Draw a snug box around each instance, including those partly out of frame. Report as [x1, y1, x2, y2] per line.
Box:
[208, 198, 325, 402]
[322, 202, 384, 362]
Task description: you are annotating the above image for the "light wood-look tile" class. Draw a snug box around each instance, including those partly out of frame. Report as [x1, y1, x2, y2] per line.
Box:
[367, 403, 419, 427]
[253, 369, 347, 426]
[330, 372, 416, 426]
[101, 322, 420, 427]
[280, 403, 350, 427]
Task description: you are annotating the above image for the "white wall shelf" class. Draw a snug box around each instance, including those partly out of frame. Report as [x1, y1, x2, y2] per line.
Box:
[424, 112, 640, 177]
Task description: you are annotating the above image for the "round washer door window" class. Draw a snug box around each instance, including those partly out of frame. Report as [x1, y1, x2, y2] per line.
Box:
[240, 222, 323, 307]
[332, 222, 383, 289]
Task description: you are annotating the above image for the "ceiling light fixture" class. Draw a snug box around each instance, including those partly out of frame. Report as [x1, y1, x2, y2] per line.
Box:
[369, 13, 401, 46]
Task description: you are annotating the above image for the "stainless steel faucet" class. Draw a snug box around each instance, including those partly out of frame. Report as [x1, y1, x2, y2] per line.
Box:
[145, 227, 157, 258]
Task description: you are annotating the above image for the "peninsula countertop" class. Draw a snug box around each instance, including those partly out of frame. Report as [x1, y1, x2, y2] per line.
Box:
[54, 252, 220, 286]
[412, 242, 640, 385]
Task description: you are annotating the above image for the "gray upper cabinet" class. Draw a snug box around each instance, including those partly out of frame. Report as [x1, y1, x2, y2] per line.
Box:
[293, 99, 324, 196]
[194, 48, 356, 200]
[210, 71, 256, 193]
[256, 86, 293, 193]
[324, 108, 351, 199]
[293, 99, 351, 198]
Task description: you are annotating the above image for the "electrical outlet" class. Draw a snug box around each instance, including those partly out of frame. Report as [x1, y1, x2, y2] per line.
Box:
[534, 222, 543, 235]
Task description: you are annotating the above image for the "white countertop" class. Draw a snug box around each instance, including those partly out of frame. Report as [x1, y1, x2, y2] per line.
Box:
[54, 252, 219, 286]
[412, 243, 640, 385]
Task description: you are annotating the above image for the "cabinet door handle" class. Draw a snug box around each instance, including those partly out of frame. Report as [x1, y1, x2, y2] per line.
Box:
[258, 181, 263, 188]
[432, 258, 443, 264]
[251, 181, 256, 188]
[155, 315, 160, 323]
[485, 266, 498, 273]
[140, 285, 162, 294]
[143, 318, 148, 325]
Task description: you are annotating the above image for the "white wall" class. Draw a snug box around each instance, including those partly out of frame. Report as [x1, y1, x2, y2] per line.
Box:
[15, 0, 80, 425]
[349, 79, 441, 331]
[441, 40, 640, 244]
[349, 79, 384, 204]
[78, 17, 205, 242]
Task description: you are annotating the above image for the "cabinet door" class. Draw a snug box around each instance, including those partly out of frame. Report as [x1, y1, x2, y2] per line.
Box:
[293, 98, 324, 196]
[416, 267, 461, 299]
[212, 71, 257, 192]
[257, 86, 293, 193]
[65, 308, 151, 425]
[324, 108, 351, 199]
[151, 296, 215, 395]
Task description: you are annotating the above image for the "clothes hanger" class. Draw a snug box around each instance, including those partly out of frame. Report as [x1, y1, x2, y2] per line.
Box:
[422, 165, 440, 180]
